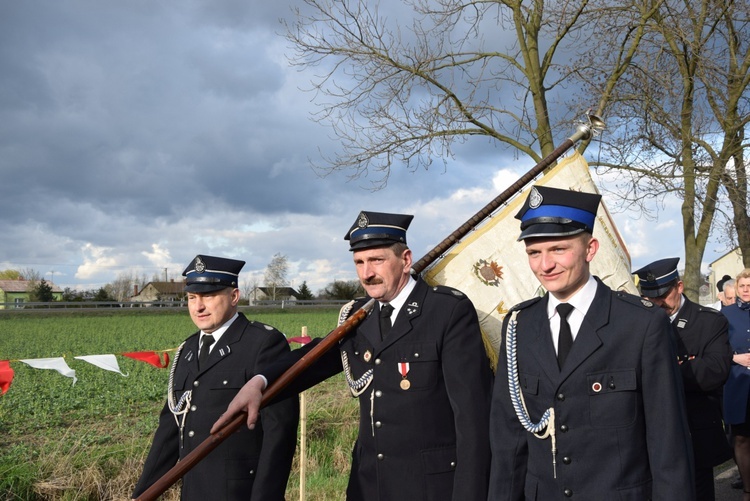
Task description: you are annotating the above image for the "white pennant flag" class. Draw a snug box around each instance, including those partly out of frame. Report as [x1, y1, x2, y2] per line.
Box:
[74, 354, 128, 377]
[20, 357, 77, 385]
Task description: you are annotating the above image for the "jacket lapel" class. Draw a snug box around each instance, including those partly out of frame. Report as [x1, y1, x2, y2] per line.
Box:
[558, 279, 610, 380]
[377, 279, 426, 353]
[525, 296, 560, 383]
[198, 314, 246, 373]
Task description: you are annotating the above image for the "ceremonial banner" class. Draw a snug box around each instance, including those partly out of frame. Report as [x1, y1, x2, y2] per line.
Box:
[423, 152, 637, 366]
[74, 354, 128, 376]
[123, 351, 170, 368]
[19, 357, 77, 384]
[0, 360, 14, 395]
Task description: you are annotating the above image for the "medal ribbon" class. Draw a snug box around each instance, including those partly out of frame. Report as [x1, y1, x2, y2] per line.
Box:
[399, 362, 410, 378]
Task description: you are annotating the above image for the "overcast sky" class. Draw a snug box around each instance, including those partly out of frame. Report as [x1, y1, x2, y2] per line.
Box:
[0, 1, 722, 296]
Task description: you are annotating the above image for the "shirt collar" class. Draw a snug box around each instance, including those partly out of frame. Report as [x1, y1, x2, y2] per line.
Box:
[381, 276, 417, 319]
[548, 275, 597, 319]
[201, 312, 239, 347]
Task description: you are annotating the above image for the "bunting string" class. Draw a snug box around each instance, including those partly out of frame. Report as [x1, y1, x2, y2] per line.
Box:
[0, 347, 177, 395]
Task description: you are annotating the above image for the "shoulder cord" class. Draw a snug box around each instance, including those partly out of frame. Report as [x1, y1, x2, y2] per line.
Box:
[167, 341, 192, 439]
[337, 299, 374, 397]
[506, 310, 559, 478]
[341, 350, 374, 397]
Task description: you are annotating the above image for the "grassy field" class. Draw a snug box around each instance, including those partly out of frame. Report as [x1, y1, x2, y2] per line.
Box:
[0, 308, 358, 500]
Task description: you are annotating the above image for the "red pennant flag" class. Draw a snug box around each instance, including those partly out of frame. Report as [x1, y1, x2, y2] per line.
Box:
[0, 360, 14, 395]
[123, 351, 170, 368]
[288, 336, 312, 345]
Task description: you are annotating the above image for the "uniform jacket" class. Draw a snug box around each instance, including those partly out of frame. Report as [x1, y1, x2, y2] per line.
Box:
[132, 313, 299, 501]
[671, 296, 732, 468]
[264, 277, 493, 501]
[723, 303, 750, 424]
[489, 278, 694, 500]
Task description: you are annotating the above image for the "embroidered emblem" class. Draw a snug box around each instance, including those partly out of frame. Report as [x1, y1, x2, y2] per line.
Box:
[641, 299, 653, 308]
[529, 187, 543, 209]
[185, 350, 194, 362]
[195, 257, 206, 273]
[406, 301, 419, 315]
[472, 259, 504, 287]
[676, 319, 687, 328]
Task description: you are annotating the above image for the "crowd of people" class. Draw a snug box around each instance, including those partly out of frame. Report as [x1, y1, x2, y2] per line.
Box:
[132, 186, 749, 501]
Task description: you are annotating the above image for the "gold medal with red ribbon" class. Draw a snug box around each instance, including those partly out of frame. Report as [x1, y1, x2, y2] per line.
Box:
[399, 361, 410, 390]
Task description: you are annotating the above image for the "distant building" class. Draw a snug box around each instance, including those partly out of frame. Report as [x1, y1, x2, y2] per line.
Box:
[708, 247, 745, 303]
[130, 280, 187, 303]
[249, 286, 300, 303]
[0, 279, 63, 309]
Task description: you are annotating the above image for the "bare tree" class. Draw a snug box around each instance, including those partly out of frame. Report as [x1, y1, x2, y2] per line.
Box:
[578, 0, 750, 298]
[284, 0, 648, 187]
[264, 253, 289, 301]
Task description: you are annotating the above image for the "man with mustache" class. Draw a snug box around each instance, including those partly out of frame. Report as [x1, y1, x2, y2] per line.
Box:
[635, 258, 732, 500]
[214, 211, 493, 501]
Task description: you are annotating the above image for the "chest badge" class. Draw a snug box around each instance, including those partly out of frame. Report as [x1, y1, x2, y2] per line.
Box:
[363, 350, 372, 363]
[592, 382, 602, 393]
[399, 362, 411, 390]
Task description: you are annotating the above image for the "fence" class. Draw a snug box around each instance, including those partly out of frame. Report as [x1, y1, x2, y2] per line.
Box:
[0, 299, 349, 312]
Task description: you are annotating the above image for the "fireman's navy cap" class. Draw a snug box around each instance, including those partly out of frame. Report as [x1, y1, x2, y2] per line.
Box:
[183, 255, 245, 293]
[515, 186, 602, 241]
[345, 211, 413, 251]
[634, 257, 680, 298]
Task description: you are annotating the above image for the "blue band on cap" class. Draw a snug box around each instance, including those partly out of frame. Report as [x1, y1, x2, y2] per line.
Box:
[186, 270, 237, 284]
[350, 226, 406, 241]
[521, 204, 596, 229]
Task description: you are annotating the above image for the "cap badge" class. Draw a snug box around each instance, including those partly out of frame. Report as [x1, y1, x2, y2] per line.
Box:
[646, 272, 655, 282]
[195, 257, 206, 274]
[357, 212, 369, 229]
[529, 187, 543, 209]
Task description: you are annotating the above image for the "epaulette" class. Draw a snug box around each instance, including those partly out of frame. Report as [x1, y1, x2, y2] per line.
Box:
[697, 305, 721, 315]
[508, 296, 542, 313]
[430, 284, 466, 298]
[614, 290, 657, 309]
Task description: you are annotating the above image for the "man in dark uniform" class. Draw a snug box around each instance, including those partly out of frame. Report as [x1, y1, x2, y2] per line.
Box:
[132, 255, 299, 501]
[489, 186, 694, 500]
[634, 257, 732, 500]
[213, 211, 493, 501]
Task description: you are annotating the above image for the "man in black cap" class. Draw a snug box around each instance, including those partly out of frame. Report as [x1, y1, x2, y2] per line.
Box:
[635, 257, 732, 500]
[489, 185, 695, 499]
[132, 255, 299, 501]
[213, 212, 493, 501]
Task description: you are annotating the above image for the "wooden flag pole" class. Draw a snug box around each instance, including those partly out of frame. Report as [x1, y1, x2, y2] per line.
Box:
[135, 299, 375, 501]
[411, 115, 605, 275]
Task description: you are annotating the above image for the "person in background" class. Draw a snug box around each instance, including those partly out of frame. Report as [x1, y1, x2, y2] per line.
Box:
[635, 258, 732, 500]
[722, 280, 737, 308]
[213, 211, 493, 501]
[489, 186, 694, 500]
[132, 255, 299, 501]
[722, 269, 750, 500]
[711, 275, 732, 311]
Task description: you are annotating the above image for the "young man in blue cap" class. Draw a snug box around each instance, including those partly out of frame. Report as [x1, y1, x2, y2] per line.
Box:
[634, 257, 732, 501]
[489, 186, 694, 500]
[213, 211, 493, 501]
[132, 255, 299, 501]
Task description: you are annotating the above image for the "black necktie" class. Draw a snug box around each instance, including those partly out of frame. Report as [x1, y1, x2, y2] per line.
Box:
[199, 334, 215, 369]
[380, 303, 394, 340]
[556, 303, 575, 369]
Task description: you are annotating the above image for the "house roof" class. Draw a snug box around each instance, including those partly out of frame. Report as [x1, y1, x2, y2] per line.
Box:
[140, 281, 186, 295]
[257, 286, 300, 298]
[0, 279, 63, 293]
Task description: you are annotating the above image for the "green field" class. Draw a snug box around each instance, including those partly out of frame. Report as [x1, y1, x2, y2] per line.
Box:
[0, 308, 358, 500]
